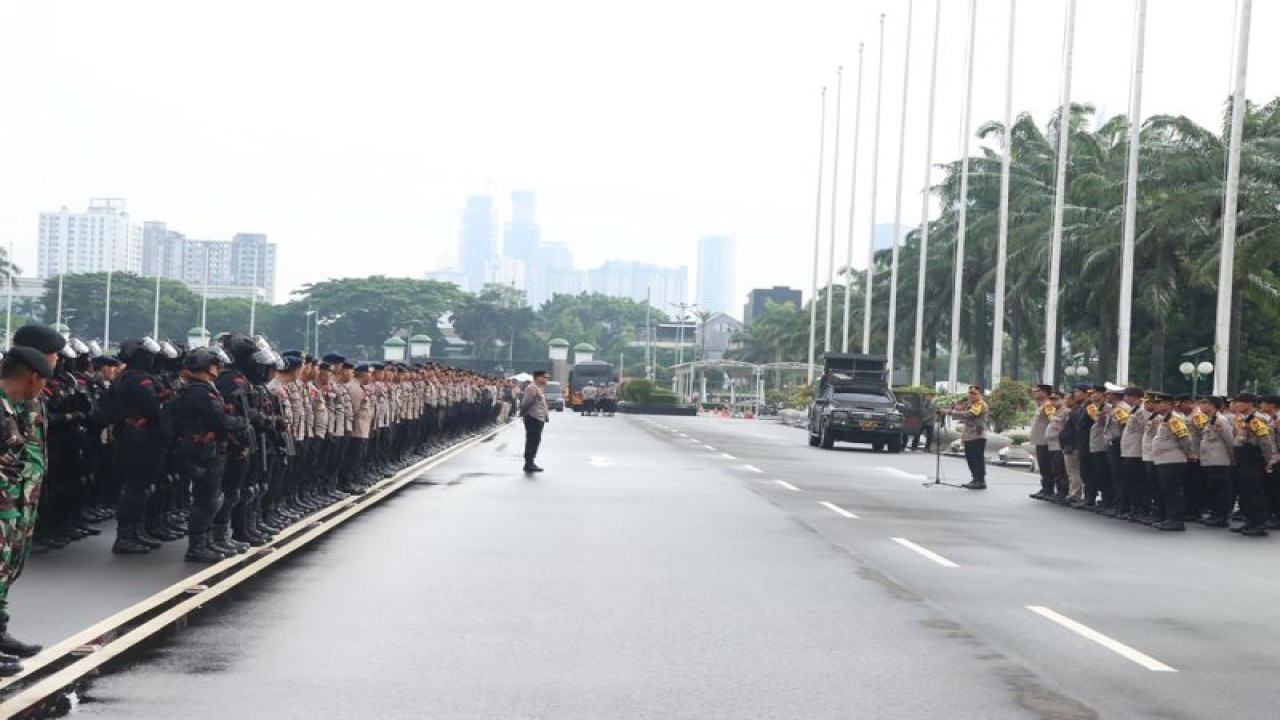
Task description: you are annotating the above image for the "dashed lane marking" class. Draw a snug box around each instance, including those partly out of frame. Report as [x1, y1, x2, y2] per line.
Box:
[1026, 606, 1177, 673]
[742, 464, 763, 473]
[720, 453, 738, 460]
[774, 480, 802, 491]
[819, 501, 858, 518]
[891, 538, 959, 568]
[703, 445, 717, 451]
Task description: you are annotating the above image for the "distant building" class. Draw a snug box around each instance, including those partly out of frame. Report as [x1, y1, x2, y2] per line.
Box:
[176, 233, 277, 302]
[458, 195, 497, 293]
[504, 191, 540, 270]
[743, 285, 803, 325]
[37, 198, 142, 278]
[696, 235, 736, 316]
[530, 241, 584, 306]
[141, 221, 186, 279]
[229, 233, 277, 303]
[698, 312, 745, 360]
[425, 265, 468, 288]
[484, 256, 527, 294]
[585, 260, 687, 312]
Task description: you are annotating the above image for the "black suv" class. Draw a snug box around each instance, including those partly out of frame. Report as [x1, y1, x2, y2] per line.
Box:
[807, 354, 906, 452]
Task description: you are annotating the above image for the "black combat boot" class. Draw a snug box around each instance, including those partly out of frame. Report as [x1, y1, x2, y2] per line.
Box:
[184, 532, 228, 564]
[211, 523, 248, 555]
[111, 522, 152, 555]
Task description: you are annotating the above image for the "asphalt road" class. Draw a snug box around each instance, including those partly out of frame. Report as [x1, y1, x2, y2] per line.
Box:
[51, 413, 1280, 719]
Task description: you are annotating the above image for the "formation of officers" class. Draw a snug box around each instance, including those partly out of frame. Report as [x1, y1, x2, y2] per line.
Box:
[0, 325, 506, 676]
[1028, 383, 1280, 535]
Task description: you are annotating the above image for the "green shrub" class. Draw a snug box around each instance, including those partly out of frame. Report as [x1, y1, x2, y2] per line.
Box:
[621, 379, 656, 403]
[987, 379, 1034, 433]
[1007, 432, 1030, 445]
[647, 389, 679, 405]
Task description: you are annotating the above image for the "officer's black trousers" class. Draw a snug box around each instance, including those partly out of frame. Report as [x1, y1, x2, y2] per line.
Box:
[1201, 465, 1233, 520]
[1034, 445, 1052, 493]
[1107, 446, 1126, 510]
[523, 416, 544, 463]
[1155, 462, 1187, 523]
[1236, 446, 1268, 526]
[1185, 462, 1206, 519]
[1122, 457, 1146, 514]
[1050, 450, 1068, 497]
[963, 439, 986, 483]
[115, 430, 165, 524]
[213, 450, 250, 525]
[184, 451, 227, 536]
[1087, 451, 1111, 504]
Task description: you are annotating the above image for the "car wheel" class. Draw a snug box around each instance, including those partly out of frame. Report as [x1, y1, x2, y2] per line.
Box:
[888, 438, 903, 453]
[872, 442, 884, 452]
[808, 426, 820, 447]
[819, 423, 835, 449]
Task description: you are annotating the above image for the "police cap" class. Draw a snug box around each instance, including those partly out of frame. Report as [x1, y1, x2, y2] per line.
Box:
[322, 353, 346, 365]
[91, 355, 122, 368]
[1260, 394, 1280, 407]
[12, 324, 67, 354]
[1234, 392, 1258, 405]
[1123, 387, 1145, 398]
[1174, 393, 1193, 402]
[1035, 384, 1053, 394]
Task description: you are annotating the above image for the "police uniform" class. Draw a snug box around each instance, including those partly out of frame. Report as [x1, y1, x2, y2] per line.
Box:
[1150, 393, 1193, 530]
[947, 386, 988, 490]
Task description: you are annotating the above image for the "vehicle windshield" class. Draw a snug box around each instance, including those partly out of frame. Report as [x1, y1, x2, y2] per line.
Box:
[831, 391, 893, 405]
[546, 382, 562, 395]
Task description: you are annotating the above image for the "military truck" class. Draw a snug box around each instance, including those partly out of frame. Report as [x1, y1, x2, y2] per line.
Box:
[807, 354, 906, 452]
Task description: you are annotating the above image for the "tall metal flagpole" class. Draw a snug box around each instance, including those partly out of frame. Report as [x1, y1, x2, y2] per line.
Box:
[1214, 0, 1252, 396]
[55, 230, 67, 326]
[152, 274, 161, 339]
[947, 0, 978, 389]
[807, 87, 828, 385]
[991, 0, 1018, 385]
[1043, 0, 1078, 385]
[5, 242, 13, 351]
[825, 67, 844, 354]
[249, 288, 259, 335]
[886, 0, 916, 386]
[200, 247, 210, 333]
[1116, 0, 1147, 386]
[912, 0, 943, 386]
[104, 242, 114, 349]
[862, 14, 887, 353]
[842, 44, 866, 353]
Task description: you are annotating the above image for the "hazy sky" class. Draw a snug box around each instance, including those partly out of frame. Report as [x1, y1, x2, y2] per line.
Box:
[1, 1, 1275, 308]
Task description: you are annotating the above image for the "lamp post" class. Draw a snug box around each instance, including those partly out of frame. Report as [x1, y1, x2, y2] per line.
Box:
[1179, 346, 1213, 399]
[1063, 353, 1089, 386]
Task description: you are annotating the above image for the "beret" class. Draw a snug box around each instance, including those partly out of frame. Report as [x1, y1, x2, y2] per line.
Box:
[12, 324, 67, 354]
[4, 345, 53, 378]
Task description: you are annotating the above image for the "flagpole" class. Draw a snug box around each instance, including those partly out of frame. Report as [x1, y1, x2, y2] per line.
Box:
[152, 274, 161, 339]
[947, 0, 978, 389]
[825, 66, 844, 355]
[1214, 0, 1252, 396]
[5, 242, 13, 351]
[1116, 0, 1147, 387]
[912, 0, 943, 386]
[200, 246, 210, 333]
[862, 13, 886, 354]
[842, 43, 866, 353]
[991, 0, 1018, 387]
[249, 287, 259, 335]
[104, 241, 114, 349]
[55, 229, 67, 326]
[807, 87, 828, 385]
[886, 0, 916, 386]
[1043, 0, 1077, 385]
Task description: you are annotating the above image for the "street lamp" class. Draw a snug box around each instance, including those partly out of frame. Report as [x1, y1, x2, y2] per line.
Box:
[1179, 346, 1214, 398]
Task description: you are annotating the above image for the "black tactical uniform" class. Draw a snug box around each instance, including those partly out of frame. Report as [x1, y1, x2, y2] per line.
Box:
[111, 339, 169, 555]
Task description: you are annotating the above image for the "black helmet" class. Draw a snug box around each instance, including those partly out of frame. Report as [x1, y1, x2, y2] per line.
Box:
[119, 337, 162, 363]
[182, 348, 222, 373]
[220, 333, 258, 361]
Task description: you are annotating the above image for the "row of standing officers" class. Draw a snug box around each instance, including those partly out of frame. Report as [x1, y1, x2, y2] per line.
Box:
[1029, 383, 1279, 535]
[0, 325, 506, 676]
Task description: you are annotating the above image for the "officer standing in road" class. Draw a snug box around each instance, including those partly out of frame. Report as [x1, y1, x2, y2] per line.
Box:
[947, 385, 988, 490]
[110, 338, 169, 555]
[520, 370, 549, 473]
[0, 341, 59, 673]
[1117, 387, 1147, 521]
[1029, 384, 1054, 500]
[1231, 393, 1273, 537]
[175, 348, 248, 563]
[1150, 392, 1193, 531]
[1195, 396, 1236, 528]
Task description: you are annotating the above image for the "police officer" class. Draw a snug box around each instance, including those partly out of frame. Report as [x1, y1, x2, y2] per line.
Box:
[1150, 392, 1193, 531]
[111, 338, 169, 554]
[1195, 396, 1235, 528]
[947, 385, 989, 490]
[1231, 393, 1273, 537]
[1029, 384, 1054, 500]
[1117, 387, 1147, 521]
[175, 347, 248, 563]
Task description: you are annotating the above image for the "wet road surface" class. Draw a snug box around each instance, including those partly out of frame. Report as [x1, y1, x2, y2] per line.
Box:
[42, 414, 1280, 719]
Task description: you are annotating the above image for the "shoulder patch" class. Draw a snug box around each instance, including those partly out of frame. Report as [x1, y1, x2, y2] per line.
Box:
[1249, 417, 1272, 437]
[140, 379, 153, 387]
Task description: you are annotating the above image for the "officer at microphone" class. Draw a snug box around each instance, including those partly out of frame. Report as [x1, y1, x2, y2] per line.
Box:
[945, 385, 989, 490]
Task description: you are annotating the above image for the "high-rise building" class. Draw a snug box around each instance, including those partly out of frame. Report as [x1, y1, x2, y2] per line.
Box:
[182, 239, 236, 288]
[458, 195, 497, 293]
[504, 191, 540, 268]
[696, 235, 736, 317]
[230, 233, 278, 302]
[743, 286, 803, 325]
[37, 198, 142, 278]
[141, 221, 187, 279]
[530, 241, 583, 306]
[485, 256, 527, 294]
[585, 260, 687, 312]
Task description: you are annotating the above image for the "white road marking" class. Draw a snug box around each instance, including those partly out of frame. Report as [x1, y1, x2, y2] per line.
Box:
[687, 438, 701, 443]
[677, 433, 688, 437]
[774, 480, 801, 491]
[819, 501, 858, 518]
[703, 445, 717, 451]
[891, 538, 960, 568]
[742, 464, 763, 473]
[1026, 606, 1177, 673]
[720, 453, 738, 460]
[586, 456, 615, 467]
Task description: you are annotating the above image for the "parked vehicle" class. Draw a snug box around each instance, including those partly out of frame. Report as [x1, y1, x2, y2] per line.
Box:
[545, 381, 566, 412]
[807, 354, 906, 452]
